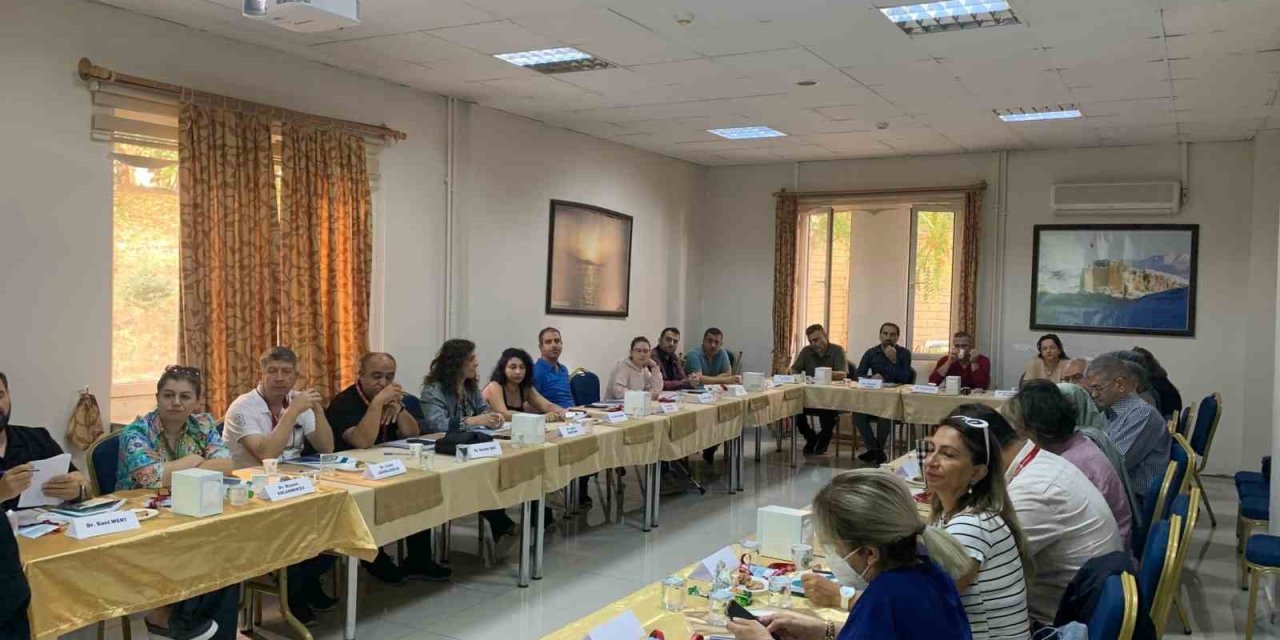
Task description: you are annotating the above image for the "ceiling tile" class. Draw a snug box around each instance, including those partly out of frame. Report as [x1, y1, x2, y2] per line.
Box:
[428, 49, 540, 81]
[310, 32, 461, 64]
[577, 32, 702, 66]
[465, 0, 597, 15]
[1160, 0, 1279, 35]
[313, 0, 498, 41]
[604, 4, 798, 57]
[1164, 30, 1280, 58]
[509, 7, 650, 44]
[429, 20, 563, 54]
[814, 100, 911, 122]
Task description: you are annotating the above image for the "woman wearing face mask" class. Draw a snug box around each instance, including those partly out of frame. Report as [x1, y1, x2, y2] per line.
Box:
[726, 469, 973, 640]
[926, 416, 1032, 640]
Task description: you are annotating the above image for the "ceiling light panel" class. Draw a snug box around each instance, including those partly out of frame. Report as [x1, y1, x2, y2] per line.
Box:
[995, 105, 1084, 122]
[706, 126, 788, 139]
[493, 47, 613, 74]
[879, 1, 1020, 35]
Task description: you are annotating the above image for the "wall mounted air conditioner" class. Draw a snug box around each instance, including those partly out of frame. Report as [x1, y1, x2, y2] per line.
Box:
[1050, 182, 1181, 215]
[243, 0, 359, 33]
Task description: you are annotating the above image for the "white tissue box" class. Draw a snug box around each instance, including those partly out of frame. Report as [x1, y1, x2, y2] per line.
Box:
[171, 469, 225, 518]
[624, 390, 650, 417]
[511, 412, 547, 445]
[757, 505, 813, 559]
[814, 367, 833, 385]
[743, 372, 765, 392]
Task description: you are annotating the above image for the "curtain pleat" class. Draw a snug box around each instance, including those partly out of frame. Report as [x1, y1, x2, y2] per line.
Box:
[279, 123, 372, 399]
[957, 189, 984, 335]
[772, 193, 800, 374]
[177, 104, 279, 416]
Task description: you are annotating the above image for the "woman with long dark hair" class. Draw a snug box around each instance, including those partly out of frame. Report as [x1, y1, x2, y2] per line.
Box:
[481, 348, 565, 421]
[1131, 346, 1182, 418]
[1022, 334, 1068, 384]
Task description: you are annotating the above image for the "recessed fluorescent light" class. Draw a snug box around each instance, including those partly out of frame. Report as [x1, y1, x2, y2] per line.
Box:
[879, 1, 1020, 35]
[995, 105, 1084, 122]
[706, 126, 788, 140]
[493, 47, 613, 74]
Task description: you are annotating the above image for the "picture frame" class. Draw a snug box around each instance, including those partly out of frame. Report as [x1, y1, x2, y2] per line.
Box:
[1030, 224, 1199, 337]
[545, 199, 633, 317]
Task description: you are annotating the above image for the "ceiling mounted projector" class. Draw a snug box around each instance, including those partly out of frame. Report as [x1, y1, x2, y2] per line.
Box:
[243, 0, 359, 33]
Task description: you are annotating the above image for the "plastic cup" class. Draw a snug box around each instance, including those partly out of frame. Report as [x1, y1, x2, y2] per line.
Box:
[262, 458, 279, 475]
[228, 484, 249, 507]
[408, 442, 424, 467]
[708, 589, 733, 626]
[250, 473, 267, 496]
[661, 575, 686, 612]
[301, 470, 321, 485]
[422, 449, 436, 471]
[769, 575, 792, 608]
[319, 453, 338, 475]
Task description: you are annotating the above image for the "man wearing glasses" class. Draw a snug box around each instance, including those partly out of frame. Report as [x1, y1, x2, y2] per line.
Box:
[1083, 355, 1170, 509]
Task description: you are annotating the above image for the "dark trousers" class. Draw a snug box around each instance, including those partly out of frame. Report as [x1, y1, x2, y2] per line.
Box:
[797, 409, 839, 452]
[854, 413, 892, 453]
[287, 554, 336, 602]
[0, 596, 28, 640]
[482, 509, 515, 537]
[168, 584, 240, 640]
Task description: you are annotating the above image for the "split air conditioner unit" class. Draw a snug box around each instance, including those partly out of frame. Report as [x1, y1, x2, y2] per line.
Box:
[1050, 182, 1182, 215]
[243, 0, 359, 33]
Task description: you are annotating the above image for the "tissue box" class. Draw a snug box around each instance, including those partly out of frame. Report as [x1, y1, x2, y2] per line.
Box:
[624, 390, 650, 417]
[757, 505, 813, 559]
[511, 412, 547, 445]
[814, 367, 833, 385]
[743, 372, 765, 392]
[172, 469, 225, 518]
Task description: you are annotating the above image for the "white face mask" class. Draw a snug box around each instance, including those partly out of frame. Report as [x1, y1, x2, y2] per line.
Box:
[825, 544, 871, 591]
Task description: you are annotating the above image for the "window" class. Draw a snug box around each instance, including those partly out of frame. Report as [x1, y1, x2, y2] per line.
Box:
[908, 208, 958, 356]
[798, 208, 851, 348]
[111, 143, 179, 424]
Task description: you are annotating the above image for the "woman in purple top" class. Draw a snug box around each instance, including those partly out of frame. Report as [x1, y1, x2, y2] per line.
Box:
[1008, 380, 1134, 547]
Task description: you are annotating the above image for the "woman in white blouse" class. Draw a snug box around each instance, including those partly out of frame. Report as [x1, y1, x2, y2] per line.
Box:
[1022, 334, 1068, 384]
[606, 337, 664, 399]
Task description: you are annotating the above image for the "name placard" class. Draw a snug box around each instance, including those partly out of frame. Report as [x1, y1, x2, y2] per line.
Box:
[467, 441, 502, 459]
[764, 379, 777, 389]
[857, 378, 884, 390]
[605, 411, 628, 424]
[659, 402, 679, 414]
[773, 374, 797, 384]
[362, 459, 407, 480]
[911, 384, 940, 395]
[727, 384, 748, 397]
[67, 510, 141, 540]
[264, 477, 317, 501]
[559, 424, 589, 438]
[693, 392, 715, 403]
[993, 389, 1017, 399]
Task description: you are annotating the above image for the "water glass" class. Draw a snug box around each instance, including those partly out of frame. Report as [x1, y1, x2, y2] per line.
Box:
[301, 470, 321, 485]
[768, 575, 792, 608]
[228, 484, 249, 507]
[708, 590, 733, 626]
[262, 458, 279, 475]
[408, 443, 424, 468]
[422, 449, 437, 471]
[319, 453, 339, 475]
[250, 473, 268, 496]
[661, 575, 686, 612]
[791, 543, 813, 572]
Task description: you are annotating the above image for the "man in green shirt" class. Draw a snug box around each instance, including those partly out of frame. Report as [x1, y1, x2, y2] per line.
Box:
[791, 324, 847, 456]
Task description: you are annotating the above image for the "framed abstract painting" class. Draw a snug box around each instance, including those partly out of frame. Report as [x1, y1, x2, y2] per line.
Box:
[545, 200, 633, 317]
[1031, 224, 1198, 336]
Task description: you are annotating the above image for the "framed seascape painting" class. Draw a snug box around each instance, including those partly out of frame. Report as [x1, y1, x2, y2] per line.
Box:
[545, 200, 633, 317]
[1031, 224, 1199, 337]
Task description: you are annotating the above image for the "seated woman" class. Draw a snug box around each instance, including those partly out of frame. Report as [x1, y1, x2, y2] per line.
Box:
[727, 469, 972, 640]
[481, 348, 566, 421]
[1022, 334, 1068, 384]
[605, 336, 664, 400]
[926, 416, 1032, 639]
[116, 366, 236, 640]
[421, 340, 518, 554]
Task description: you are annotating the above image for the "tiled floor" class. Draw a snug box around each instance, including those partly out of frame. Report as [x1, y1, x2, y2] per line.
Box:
[92, 435, 1279, 640]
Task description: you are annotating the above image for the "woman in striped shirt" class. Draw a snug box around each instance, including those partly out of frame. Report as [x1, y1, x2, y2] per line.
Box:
[925, 415, 1033, 640]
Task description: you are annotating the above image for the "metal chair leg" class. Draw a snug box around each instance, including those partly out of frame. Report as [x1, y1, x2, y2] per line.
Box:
[1246, 567, 1261, 639]
[1174, 594, 1191, 635]
[276, 568, 315, 640]
[1193, 471, 1218, 527]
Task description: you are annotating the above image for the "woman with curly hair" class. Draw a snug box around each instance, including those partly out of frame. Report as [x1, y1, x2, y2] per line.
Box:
[481, 347, 565, 421]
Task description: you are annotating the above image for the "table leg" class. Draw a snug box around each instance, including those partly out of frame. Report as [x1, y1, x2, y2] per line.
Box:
[736, 434, 745, 492]
[534, 498, 546, 580]
[642, 463, 654, 532]
[790, 418, 798, 468]
[652, 462, 661, 527]
[518, 501, 532, 588]
[727, 438, 737, 495]
[344, 555, 358, 640]
[754, 426, 762, 463]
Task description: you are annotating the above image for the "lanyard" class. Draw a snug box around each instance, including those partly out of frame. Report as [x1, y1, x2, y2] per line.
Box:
[1009, 444, 1041, 481]
[257, 388, 301, 451]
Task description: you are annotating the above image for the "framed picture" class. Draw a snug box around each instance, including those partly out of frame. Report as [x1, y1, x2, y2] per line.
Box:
[1031, 224, 1199, 336]
[545, 200, 633, 317]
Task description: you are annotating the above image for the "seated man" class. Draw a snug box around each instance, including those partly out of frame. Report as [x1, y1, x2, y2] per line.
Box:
[928, 330, 991, 390]
[326, 352, 450, 584]
[532, 327, 592, 510]
[790, 324, 847, 456]
[0, 372, 91, 512]
[1061, 357, 1089, 385]
[223, 347, 334, 470]
[685, 327, 741, 463]
[949, 404, 1121, 626]
[1085, 355, 1171, 510]
[652, 327, 701, 391]
[851, 322, 914, 464]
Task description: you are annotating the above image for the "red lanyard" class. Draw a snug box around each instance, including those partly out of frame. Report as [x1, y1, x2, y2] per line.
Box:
[1010, 444, 1041, 481]
[257, 389, 290, 428]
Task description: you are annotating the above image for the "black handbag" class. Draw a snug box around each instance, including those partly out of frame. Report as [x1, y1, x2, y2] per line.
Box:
[433, 429, 494, 456]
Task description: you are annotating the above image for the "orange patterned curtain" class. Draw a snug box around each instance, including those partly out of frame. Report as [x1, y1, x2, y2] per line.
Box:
[177, 104, 279, 416]
[772, 192, 800, 374]
[279, 123, 372, 399]
[956, 188, 985, 335]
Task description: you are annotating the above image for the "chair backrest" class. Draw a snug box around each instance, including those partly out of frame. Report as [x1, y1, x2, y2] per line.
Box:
[729, 349, 743, 375]
[1119, 573, 1139, 640]
[85, 431, 122, 496]
[1188, 392, 1222, 460]
[1088, 574, 1129, 640]
[1163, 489, 1200, 636]
[1137, 517, 1178, 627]
[1150, 514, 1183, 636]
[1176, 406, 1191, 437]
[569, 370, 601, 406]
[1137, 462, 1177, 555]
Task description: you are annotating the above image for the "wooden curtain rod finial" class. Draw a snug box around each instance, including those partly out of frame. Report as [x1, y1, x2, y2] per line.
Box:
[78, 57, 114, 82]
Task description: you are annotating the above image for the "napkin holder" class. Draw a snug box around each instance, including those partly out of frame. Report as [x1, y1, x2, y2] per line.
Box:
[624, 390, 650, 418]
[511, 412, 547, 445]
[757, 505, 813, 559]
[944, 375, 961, 395]
[814, 367, 833, 385]
[172, 469, 225, 518]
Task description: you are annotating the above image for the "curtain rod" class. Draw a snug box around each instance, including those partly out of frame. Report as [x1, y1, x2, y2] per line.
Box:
[78, 58, 407, 142]
[773, 181, 987, 198]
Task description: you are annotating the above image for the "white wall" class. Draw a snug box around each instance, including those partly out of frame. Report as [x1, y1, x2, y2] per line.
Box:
[454, 104, 701, 381]
[695, 142, 1279, 473]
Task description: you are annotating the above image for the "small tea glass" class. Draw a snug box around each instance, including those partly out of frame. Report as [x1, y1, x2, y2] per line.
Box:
[661, 575, 686, 612]
[708, 590, 733, 626]
[768, 575, 792, 609]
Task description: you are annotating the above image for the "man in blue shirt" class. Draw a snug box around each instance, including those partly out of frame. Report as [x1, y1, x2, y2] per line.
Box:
[686, 327, 741, 463]
[1085, 355, 1171, 508]
[852, 322, 915, 464]
[533, 326, 591, 508]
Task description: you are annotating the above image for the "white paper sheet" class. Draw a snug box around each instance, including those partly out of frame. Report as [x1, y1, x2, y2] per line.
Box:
[584, 610, 645, 640]
[687, 545, 741, 581]
[19, 453, 71, 508]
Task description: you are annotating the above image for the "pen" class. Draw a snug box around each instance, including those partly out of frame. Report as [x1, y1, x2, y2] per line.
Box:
[383, 452, 411, 456]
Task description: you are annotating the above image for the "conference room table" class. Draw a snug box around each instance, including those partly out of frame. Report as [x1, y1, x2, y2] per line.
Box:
[16, 486, 375, 640]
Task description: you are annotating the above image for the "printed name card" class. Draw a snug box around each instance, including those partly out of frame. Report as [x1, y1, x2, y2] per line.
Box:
[659, 402, 679, 414]
[362, 459, 408, 480]
[857, 378, 884, 390]
[264, 477, 317, 501]
[993, 389, 1017, 399]
[469, 441, 503, 459]
[583, 610, 646, 640]
[67, 510, 141, 540]
[773, 374, 797, 384]
[687, 545, 742, 581]
[694, 392, 715, 403]
[559, 424, 589, 438]
[911, 384, 940, 395]
[727, 384, 749, 397]
[605, 411, 628, 424]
